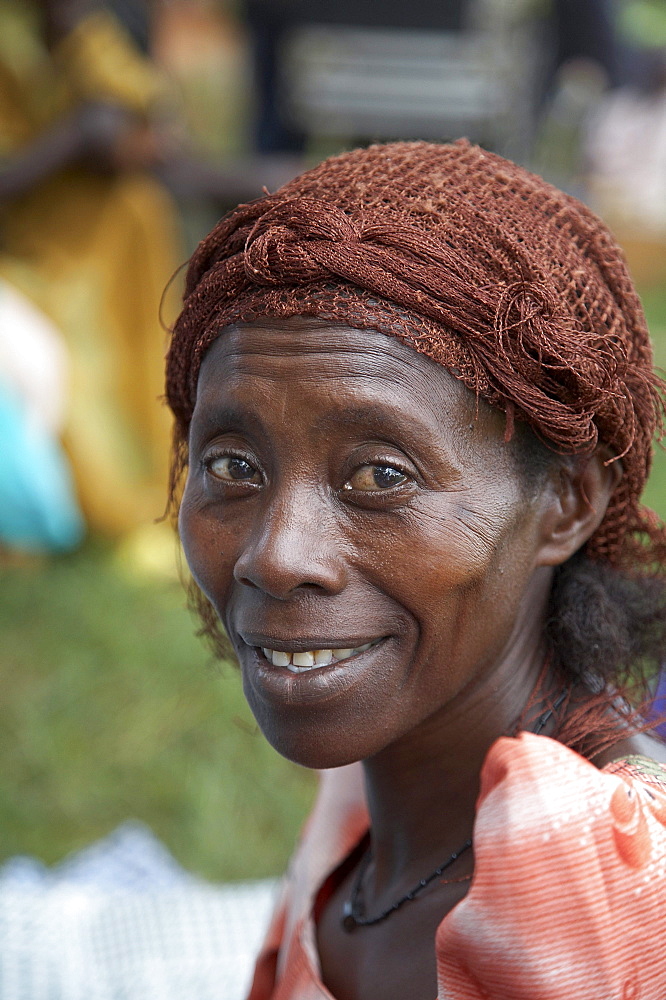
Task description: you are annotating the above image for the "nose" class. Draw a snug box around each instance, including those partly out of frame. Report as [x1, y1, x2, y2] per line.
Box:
[233, 488, 348, 599]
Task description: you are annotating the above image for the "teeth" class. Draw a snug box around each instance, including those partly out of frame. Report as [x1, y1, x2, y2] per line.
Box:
[332, 648, 353, 659]
[260, 640, 378, 671]
[292, 651, 314, 668]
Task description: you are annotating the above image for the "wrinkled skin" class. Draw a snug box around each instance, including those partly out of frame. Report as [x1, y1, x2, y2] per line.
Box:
[179, 317, 619, 1000]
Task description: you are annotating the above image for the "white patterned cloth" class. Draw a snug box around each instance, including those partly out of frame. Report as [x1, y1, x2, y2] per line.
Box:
[0, 822, 276, 1000]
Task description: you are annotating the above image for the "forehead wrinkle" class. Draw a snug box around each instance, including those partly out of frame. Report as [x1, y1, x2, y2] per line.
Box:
[215, 345, 429, 388]
[204, 338, 465, 419]
[203, 320, 450, 386]
[197, 372, 442, 435]
[202, 356, 466, 434]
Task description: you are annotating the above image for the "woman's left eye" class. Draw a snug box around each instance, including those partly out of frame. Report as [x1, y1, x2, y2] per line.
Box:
[345, 464, 409, 491]
[207, 455, 262, 484]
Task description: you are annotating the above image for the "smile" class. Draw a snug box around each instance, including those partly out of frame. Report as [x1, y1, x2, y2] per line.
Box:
[260, 640, 381, 672]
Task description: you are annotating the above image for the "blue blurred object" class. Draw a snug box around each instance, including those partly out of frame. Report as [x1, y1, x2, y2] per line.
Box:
[0, 379, 84, 552]
[652, 669, 666, 738]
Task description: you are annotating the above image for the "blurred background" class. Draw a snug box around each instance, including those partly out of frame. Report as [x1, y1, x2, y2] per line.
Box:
[1, 0, 665, 887]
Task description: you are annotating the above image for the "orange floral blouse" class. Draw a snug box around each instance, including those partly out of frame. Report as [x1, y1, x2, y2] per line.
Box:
[247, 733, 666, 1000]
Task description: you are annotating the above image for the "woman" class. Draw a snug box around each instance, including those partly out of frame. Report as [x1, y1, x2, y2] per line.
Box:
[0, 0, 180, 535]
[166, 140, 666, 999]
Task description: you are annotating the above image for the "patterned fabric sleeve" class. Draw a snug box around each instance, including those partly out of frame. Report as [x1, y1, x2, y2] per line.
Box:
[436, 733, 666, 1000]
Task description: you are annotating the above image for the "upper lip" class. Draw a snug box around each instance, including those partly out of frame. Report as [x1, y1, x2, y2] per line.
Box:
[239, 631, 383, 653]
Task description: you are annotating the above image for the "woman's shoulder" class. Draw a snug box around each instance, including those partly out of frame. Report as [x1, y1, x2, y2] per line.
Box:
[435, 732, 666, 999]
[477, 728, 666, 791]
[473, 731, 666, 860]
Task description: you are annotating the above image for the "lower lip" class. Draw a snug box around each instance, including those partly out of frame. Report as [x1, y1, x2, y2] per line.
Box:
[241, 639, 389, 706]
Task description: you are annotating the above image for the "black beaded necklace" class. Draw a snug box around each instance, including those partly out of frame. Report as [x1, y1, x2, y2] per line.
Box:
[342, 836, 472, 931]
[341, 691, 568, 932]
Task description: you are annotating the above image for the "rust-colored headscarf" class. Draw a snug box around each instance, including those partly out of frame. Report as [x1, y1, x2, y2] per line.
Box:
[166, 139, 666, 570]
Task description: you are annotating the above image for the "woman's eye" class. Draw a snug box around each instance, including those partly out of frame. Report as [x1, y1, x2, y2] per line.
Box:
[346, 464, 409, 491]
[207, 455, 261, 484]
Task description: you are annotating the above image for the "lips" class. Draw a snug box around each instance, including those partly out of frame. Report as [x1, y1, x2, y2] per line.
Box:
[260, 641, 379, 672]
[238, 631, 396, 733]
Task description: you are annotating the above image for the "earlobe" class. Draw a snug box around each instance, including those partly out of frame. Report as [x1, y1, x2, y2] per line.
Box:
[536, 447, 622, 567]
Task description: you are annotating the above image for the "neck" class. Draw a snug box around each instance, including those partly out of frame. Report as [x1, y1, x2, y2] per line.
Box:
[360, 616, 550, 893]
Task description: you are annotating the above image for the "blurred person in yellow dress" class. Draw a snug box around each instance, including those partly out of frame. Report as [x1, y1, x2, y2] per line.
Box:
[0, 0, 182, 539]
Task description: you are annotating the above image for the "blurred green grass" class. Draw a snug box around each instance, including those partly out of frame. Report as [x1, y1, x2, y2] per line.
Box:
[637, 285, 666, 515]
[0, 541, 316, 880]
[0, 285, 665, 879]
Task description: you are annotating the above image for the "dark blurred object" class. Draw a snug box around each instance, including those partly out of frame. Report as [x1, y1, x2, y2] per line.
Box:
[528, 0, 623, 193]
[146, 0, 307, 216]
[580, 1, 666, 270]
[548, 0, 621, 93]
[247, 0, 469, 32]
[155, 151, 304, 206]
[39, 0, 153, 51]
[245, 0, 493, 154]
[614, 0, 666, 93]
[105, 0, 151, 52]
[243, 0, 622, 162]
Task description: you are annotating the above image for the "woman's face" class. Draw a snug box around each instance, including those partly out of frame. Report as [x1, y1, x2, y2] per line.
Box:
[180, 319, 558, 767]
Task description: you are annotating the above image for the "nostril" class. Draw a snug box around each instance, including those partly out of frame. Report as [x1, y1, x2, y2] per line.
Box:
[234, 547, 346, 599]
[235, 565, 342, 598]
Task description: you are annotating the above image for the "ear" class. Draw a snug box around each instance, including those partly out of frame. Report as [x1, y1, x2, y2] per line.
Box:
[536, 446, 622, 567]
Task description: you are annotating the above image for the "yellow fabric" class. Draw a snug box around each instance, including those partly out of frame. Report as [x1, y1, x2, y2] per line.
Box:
[53, 10, 167, 115]
[0, 3, 52, 152]
[0, 2, 181, 534]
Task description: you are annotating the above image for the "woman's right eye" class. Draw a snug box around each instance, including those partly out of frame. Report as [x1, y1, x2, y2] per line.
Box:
[206, 455, 262, 484]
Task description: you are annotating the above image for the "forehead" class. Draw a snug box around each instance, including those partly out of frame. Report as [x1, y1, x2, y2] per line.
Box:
[196, 318, 486, 425]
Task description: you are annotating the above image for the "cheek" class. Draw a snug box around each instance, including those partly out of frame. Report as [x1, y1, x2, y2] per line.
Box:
[379, 498, 535, 636]
[178, 490, 235, 612]
[375, 500, 504, 597]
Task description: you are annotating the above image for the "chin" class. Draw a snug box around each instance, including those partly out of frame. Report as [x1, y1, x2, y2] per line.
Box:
[257, 717, 370, 771]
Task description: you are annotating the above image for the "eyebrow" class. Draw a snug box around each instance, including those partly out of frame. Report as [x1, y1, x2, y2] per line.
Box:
[189, 405, 258, 441]
[194, 397, 419, 429]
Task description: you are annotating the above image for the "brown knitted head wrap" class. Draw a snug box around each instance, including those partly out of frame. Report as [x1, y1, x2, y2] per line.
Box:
[167, 139, 666, 570]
